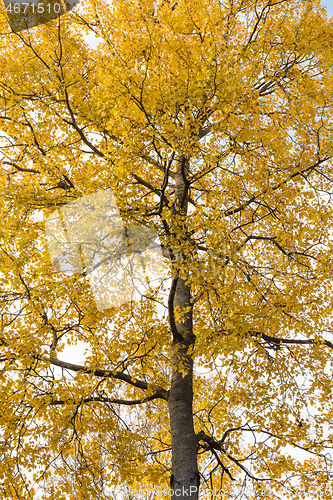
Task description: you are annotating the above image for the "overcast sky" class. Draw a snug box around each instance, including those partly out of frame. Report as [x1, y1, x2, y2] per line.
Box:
[322, 0, 333, 17]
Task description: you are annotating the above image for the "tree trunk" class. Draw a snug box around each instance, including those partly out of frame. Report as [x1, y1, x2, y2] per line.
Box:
[168, 308, 199, 499]
[168, 156, 199, 499]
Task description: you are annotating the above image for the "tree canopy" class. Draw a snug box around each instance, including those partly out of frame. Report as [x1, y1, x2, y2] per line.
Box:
[0, 0, 333, 498]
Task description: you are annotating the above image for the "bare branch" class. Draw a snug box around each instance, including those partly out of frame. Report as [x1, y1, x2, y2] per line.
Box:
[44, 356, 169, 400]
[49, 393, 164, 406]
[250, 330, 333, 350]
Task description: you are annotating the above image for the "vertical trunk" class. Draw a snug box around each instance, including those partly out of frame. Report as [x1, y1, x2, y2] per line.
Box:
[168, 279, 199, 500]
[168, 157, 199, 500]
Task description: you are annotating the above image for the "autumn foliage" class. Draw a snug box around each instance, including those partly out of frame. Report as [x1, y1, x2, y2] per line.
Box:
[0, 0, 333, 498]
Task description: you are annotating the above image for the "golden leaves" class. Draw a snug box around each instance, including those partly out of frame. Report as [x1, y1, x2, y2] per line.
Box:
[0, 0, 332, 498]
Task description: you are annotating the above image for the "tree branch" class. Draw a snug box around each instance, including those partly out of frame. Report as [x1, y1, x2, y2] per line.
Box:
[44, 356, 169, 400]
[132, 172, 170, 207]
[168, 273, 180, 342]
[250, 330, 333, 349]
[49, 393, 164, 406]
[224, 156, 330, 217]
[1, 160, 40, 174]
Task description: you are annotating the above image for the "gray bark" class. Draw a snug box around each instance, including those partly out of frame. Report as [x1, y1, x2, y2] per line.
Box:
[167, 155, 199, 500]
